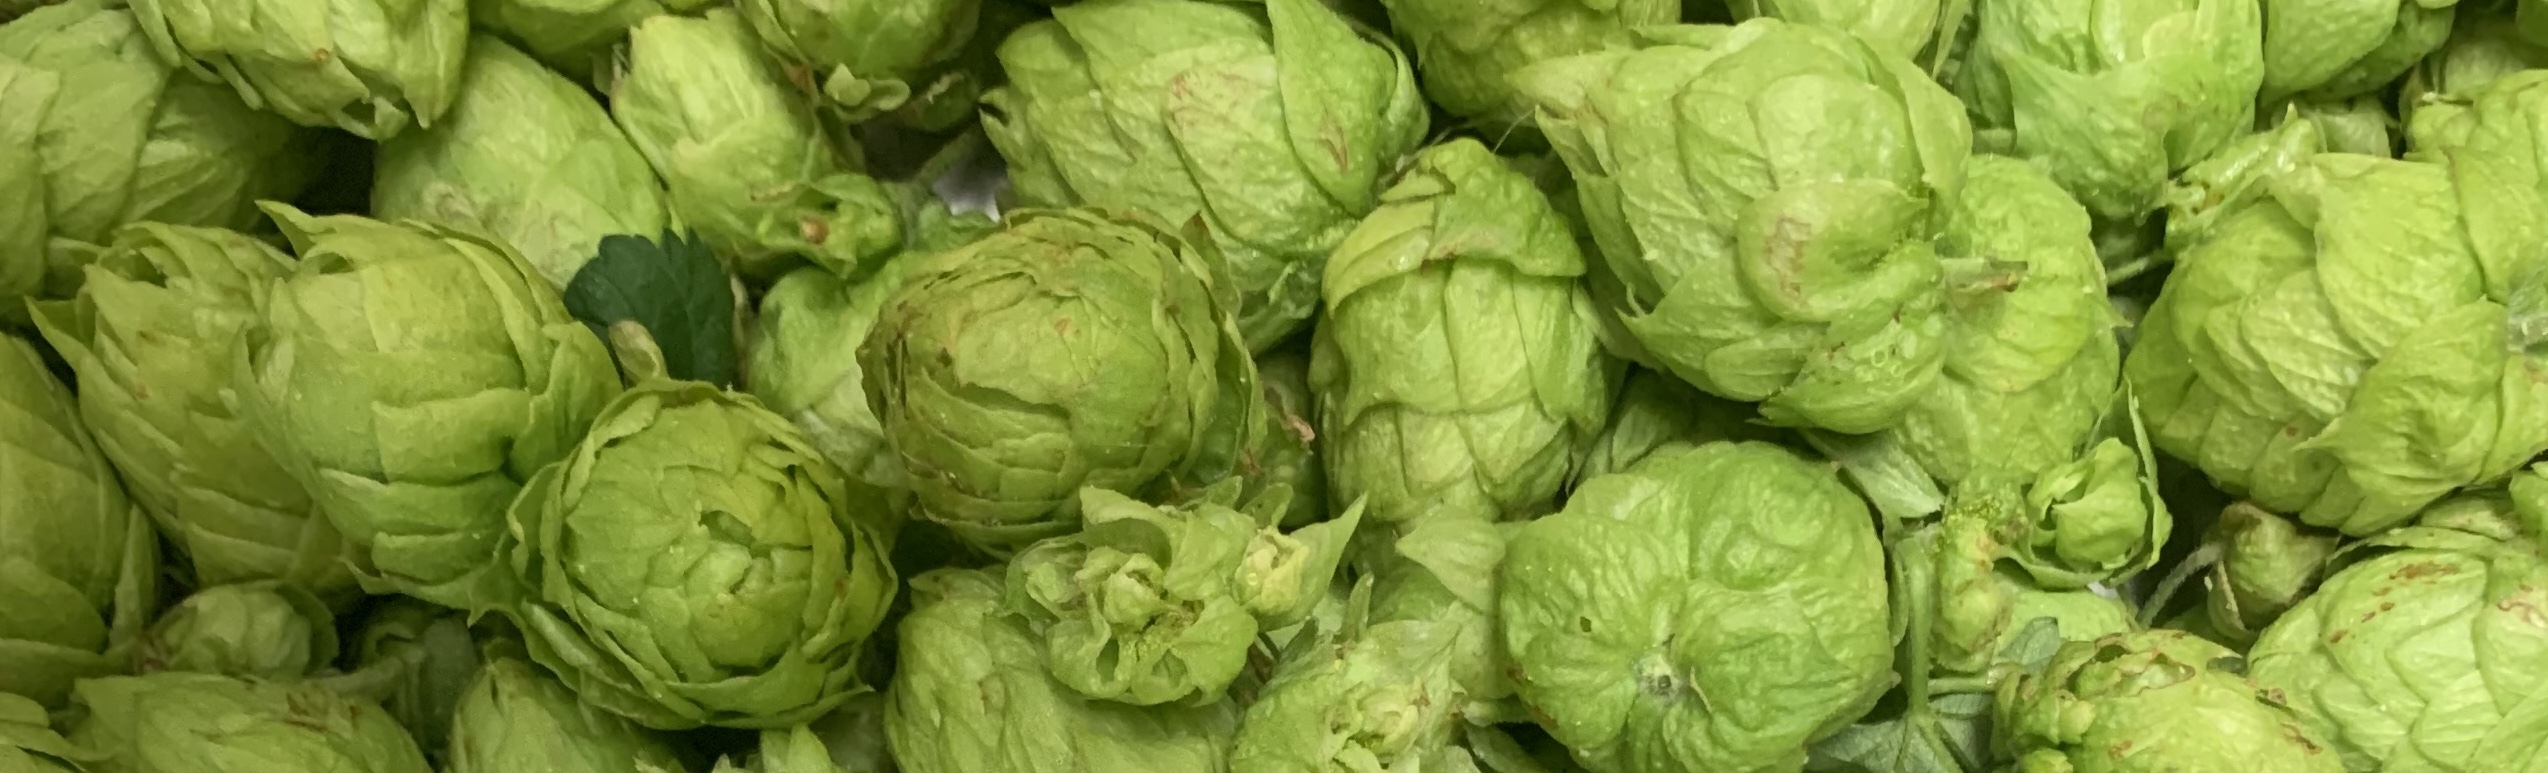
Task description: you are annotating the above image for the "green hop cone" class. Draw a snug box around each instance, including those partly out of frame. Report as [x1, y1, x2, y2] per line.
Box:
[1994, 630, 2344, 773]
[125, 0, 467, 138]
[802, 693, 895, 773]
[374, 36, 671, 289]
[1500, 442, 1892, 773]
[1915, 515, 2137, 676]
[133, 582, 335, 681]
[2261, 0, 2459, 103]
[504, 377, 899, 730]
[2126, 126, 2548, 536]
[2401, 9, 2548, 124]
[1513, 18, 1972, 435]
[237, 204, 624, 610]
[737, 0, 982, 121]
[2272, 95, 2398, 158]
[1004, 486, 1361, 706]
[884, 568, 1242, 773]
[1373, 0, 1680, 128]
[700, 726, 848, 773]
[0, 0, 323, 308]
[473, 0, 707, 78]
[2248, 476, 2548, 771]
[2201, 503, 2340, 645]
[2411, 68, 2548, 177]
[0, 334, 156, 709]
[29, 223, 358, 601]
[983, 0, 1431, 350]
[610, 10, 905, 281]
[1232, 517, 1521, 773]
[1956, 0, 2264, 225]
[1724, 0, 1953, 60]
[65, 672, 433, 773]
[859, 208, 1263, 553]
[2008, 436, 2172, 588]
[351, 598, 488, 760]
[1230, 613, 1472, 773]
[1886, 154, 2124, 489]
[444, 657, 688, 773]
[1310, 139, 1619, 530]
[0, 693, 94, 773]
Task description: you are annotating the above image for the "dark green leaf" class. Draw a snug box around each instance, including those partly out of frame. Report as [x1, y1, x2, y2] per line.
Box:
[562, 231, 738, 388]
[1807, 692, 1994, 773]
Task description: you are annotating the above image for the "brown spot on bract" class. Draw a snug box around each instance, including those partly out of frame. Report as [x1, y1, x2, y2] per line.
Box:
[2329, 629, 2349, 644]
[2110, 739, 2134, 758]
[2281, 723, 2323, 753]
[2392, 562, 2457, 581]
[801, 217, 830, 245]
[1054, 317, 1073, 336]
[1323, 122, 1350, 172]
[311, 48, 333, 64]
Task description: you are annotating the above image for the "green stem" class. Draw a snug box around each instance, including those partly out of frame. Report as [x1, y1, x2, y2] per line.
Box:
[2137, 543, 2222, 629]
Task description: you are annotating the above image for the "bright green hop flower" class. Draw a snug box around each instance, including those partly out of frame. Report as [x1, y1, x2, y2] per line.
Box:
[1373, 0, 1680, 127]
[1500, 441, 1892, 773]
[1724, 0, 1952, 61]
[236, 204, 623, 610]
[504, 377, 899, 730]
[1005, 486, 1361, 706]
[737, 0, 982, 121]
[696, 726, 851, 773]
[445, 657, 689, 773]
[0, 0, 322, 308]
[1956, 0, 2264, 225]
[1231, 517, 1521, 773]
[125, 0, 467, 138]
[2260, 0, 2460, 103]
[374, 36, 670, 288]
[983, 0, 1430, 350]
[859, 208, 1264, 553]
[473, 0, 711, 77]
[0, 334, 157, 709]
[1883, 154, 2125, 489]
[1310, 139, 1619, 529]
[2126, 118, 2548, 537]
[611, 9, 905, 281]
[133, 582, 335, 681]
[885, 568, 1242, 773]
[2271, 96, 2398, 158]
[65, 672, 433, 773]
[350, 598, 488, 762]
[1513, 18, 1972, 435]
[2199, 503, 2339, 646]
[0, 692, 98, 773]
[2248, 474, 2548, 772]
[1913, 514, 2136, 677]
[2402, 9, 2548, 124]
[29, 223, 359, 602]
[1994, 629, 2344, 773]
